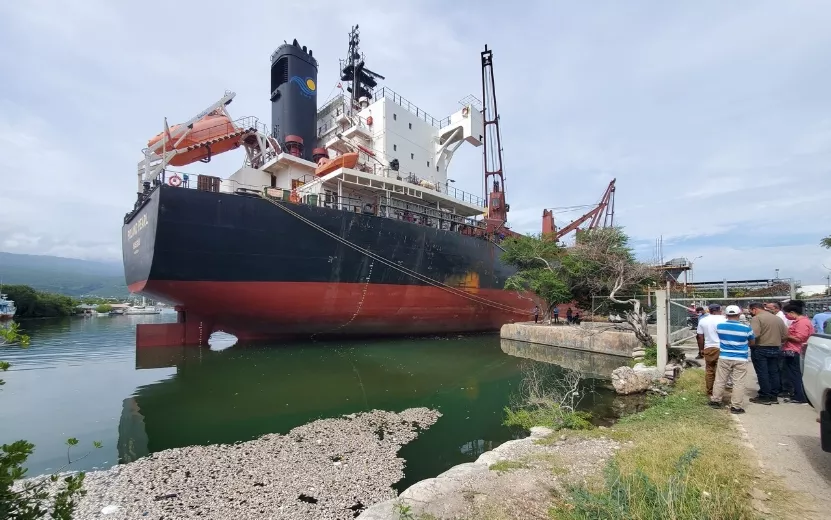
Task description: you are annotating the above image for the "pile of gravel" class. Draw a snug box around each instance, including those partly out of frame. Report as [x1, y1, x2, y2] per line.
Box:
[20, 408, 440, 520]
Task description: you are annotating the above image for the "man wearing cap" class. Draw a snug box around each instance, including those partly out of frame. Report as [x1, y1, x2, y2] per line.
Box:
[710, 305, 755, 414]
[696, 303, 726, 396]
[748, 302, 788, 405]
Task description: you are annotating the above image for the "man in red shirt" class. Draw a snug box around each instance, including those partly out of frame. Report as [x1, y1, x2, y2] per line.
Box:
[781, 303, 814, 404]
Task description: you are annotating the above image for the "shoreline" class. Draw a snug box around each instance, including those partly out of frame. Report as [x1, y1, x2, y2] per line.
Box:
[363, 369, 815, 519]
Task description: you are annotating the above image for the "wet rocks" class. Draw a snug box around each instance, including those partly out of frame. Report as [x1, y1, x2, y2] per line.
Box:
[22, 408, 440, 520]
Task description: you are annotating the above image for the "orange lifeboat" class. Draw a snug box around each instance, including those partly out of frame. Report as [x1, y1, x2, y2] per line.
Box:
[147, 112, 244, 167]
[314, 152, 359, 177]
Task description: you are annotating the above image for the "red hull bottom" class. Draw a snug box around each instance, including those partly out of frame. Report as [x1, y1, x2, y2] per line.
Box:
[131, 280, 535, 347]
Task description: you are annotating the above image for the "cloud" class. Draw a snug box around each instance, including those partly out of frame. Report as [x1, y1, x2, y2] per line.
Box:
[0, 0, 830, 284]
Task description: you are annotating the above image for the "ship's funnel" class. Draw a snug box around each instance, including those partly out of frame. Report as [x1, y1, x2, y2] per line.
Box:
[270, 41, 318, 162]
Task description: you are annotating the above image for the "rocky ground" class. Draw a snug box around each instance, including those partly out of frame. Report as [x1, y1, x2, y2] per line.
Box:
[359, 427, 620, 520]
[16, 408, 440, 520]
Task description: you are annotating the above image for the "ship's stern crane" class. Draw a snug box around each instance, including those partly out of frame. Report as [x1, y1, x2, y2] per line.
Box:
[542, 179, 616, 242]
[481, 45, 509, 231]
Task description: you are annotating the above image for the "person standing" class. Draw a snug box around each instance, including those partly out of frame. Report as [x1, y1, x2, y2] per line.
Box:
[552, 306, 560, 324]
[748, 302, 788, 405]
[710, 305, 755, 414]
[533, 305, 540, 324]
[781, 303, 813, 404]
[696, 304, 726, 396]
[812, 305, 831, 334]
[766, 301, 790, 326]
[766, 301, 793, 396]
[566, 307, 573, 325]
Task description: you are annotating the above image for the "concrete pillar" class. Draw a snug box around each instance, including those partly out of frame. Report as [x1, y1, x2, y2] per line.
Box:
[723, 278, 728, 298]
[656, 289, 668, 373]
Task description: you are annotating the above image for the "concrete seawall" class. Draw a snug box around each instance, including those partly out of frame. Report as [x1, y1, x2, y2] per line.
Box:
[500, 323, 642, 357]
[500, 338, 630, 379]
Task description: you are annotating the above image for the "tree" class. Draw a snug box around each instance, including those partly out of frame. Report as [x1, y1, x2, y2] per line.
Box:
[501, 234, 572, 315]
[822, 236, 831, 249]
[2, 286, 76, 319]
[563, 228, 657, 348]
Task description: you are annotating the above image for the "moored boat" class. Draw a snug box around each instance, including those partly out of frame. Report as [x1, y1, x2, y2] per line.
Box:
[0, 294, 16, 320]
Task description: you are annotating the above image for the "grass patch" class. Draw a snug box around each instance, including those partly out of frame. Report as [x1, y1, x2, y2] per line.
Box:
[504, 407, 594, 431]
[551, 369, 802, 520]
[642, 344, 658, 366]
[489, 460, 528, 472]
[531, 453, 569, 476]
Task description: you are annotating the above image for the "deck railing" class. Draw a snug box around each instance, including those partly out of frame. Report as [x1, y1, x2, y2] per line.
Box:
[372, 87, 452, 129]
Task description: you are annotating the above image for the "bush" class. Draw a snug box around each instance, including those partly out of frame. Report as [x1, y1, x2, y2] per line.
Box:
[94, 304, 112, 314]
[504, 407, 593, 431]
[1, 285, 76, 318]
[503, 363, 595, 432]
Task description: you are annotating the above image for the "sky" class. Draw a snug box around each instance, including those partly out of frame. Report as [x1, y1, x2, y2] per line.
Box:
[1, 0, 830, 285]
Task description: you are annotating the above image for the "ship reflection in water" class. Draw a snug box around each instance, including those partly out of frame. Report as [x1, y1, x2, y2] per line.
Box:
[116, 336, 623, 489]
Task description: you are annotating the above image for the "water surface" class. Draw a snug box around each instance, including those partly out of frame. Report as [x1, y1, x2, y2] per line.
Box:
[0, 316, 621, 489]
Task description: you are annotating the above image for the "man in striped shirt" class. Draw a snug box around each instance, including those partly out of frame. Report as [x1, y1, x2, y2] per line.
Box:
[710, 305, 755, 414]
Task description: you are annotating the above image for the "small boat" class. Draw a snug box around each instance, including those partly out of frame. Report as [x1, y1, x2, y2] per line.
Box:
[0, 294, 16, 320]
[109, 308, 126, 316]
[314, 152, 359, 176]
[125, 297, 162, 315]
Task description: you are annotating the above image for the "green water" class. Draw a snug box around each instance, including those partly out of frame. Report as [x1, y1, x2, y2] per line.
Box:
[0, 315, 622, 489]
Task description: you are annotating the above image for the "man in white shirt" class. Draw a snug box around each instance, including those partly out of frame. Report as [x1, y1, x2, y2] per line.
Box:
[697, 304, 727, 396]
[765, 302, 790, 326]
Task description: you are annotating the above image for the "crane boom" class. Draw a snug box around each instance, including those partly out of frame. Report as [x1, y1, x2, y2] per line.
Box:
[481, 45, 509, 229]
[542, 179, 616, 241]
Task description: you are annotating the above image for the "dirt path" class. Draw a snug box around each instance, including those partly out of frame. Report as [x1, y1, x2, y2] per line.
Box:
[735, 365, 831, 517]
[679, 343, 831, 517]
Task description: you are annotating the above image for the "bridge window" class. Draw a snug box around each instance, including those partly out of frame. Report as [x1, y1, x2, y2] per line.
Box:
[393, 144, 397, 151]
[410, 153, 414, 159]
[409, 123, 412, 130]
[393, 113, 397, 121]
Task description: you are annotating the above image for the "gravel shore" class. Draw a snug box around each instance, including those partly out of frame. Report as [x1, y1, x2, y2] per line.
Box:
[18, 407, 441, 520]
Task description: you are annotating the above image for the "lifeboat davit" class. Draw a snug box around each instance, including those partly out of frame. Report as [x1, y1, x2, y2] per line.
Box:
[314, 152, 359, 177]
[147, 112, 245, 167]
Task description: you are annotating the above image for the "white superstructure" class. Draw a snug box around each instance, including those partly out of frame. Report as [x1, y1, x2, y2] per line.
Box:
[223, 87, 486, 224]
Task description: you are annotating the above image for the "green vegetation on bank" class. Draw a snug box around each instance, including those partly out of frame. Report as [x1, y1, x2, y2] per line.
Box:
[503, 364, 595, 433]
[1, 285, 76, 318]
[501, 228, 657, 349]
[548, 370, 798, 520]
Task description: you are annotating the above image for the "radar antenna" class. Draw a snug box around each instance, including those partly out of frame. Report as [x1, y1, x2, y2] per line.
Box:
[340, 25, 385, 114]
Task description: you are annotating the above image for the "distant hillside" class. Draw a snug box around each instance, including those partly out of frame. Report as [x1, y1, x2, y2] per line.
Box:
[0, 252, 128, 298]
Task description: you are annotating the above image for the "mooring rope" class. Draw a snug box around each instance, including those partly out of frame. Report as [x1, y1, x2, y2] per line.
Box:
[260, 194, 531, 315]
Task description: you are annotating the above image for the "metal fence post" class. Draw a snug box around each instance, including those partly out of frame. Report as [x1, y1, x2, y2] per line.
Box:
[656, 289, 668, 373]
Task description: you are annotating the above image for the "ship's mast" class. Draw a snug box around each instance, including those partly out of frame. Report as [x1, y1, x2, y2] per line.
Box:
[481, 45, 508, 227]
[340, 25, 385, 114]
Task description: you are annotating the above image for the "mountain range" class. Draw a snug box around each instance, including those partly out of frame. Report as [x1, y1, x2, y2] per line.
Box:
[0, 252, 128, 298]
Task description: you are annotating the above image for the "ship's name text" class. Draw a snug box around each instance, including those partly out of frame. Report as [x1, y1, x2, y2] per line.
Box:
[127, 214, 149, 240]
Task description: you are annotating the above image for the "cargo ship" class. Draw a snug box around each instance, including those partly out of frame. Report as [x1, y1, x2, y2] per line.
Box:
[123, 27, 537, 347]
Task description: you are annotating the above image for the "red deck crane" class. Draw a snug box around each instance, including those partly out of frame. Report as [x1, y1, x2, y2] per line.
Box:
[542, 179, 616, 241]
[481, 45, 509, 232]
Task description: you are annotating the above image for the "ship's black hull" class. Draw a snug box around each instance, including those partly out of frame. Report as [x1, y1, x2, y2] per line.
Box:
[122, 186, 532, 342]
